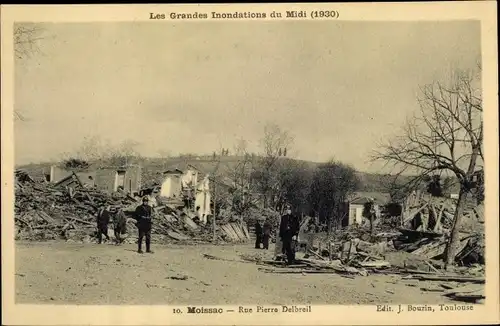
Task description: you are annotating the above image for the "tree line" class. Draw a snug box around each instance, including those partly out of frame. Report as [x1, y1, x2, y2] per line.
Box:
[212, 123, 362, 232]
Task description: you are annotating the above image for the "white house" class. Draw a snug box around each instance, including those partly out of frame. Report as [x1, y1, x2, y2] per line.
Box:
[181, 165, 199, 189]
[159, 169, 183, 198]
[159, 164, 200, 199]
[345, 192, 390, 226]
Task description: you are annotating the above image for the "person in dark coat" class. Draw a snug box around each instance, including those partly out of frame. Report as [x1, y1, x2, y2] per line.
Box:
[113, 208, 127, 245]
[254, 219, 263, 249]
[262, 218, 272, 250]
[135, 196, 154, 254]
[279, 205, 299, 265]
[96, 206, 112, 244]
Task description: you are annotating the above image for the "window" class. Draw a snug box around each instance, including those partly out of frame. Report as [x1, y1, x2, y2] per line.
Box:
[116, 170, 126, 188]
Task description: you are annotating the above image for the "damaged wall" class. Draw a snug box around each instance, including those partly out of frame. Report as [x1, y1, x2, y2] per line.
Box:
[50, 166, 96, 187]
[50, 164, 141, 194]
[160, 172, 183, 198]
[122, 165, 141, 194]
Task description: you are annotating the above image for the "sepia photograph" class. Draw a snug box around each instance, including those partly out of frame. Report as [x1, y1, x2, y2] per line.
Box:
[2, 3, 498, 326]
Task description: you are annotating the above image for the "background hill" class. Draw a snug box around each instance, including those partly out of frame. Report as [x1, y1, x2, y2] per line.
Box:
[15, 155, 411, 193]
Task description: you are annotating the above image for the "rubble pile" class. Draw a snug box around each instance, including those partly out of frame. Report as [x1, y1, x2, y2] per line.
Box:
[252, 191, 486, 305]
[393, 191, 485, 266]
[14, 171, 250, 244]
[15, 174, 139, 241]
[254, 223, 485, 303]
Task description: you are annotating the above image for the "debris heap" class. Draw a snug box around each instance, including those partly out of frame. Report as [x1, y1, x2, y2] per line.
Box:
[249, 191, 485, 305]
[14, 171, 251, 244]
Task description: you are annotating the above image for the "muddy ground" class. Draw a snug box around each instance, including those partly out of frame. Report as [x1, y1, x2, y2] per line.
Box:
[15, 241, 454, 305]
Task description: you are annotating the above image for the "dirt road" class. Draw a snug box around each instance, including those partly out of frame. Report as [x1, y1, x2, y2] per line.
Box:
[15, 241, 451, 305]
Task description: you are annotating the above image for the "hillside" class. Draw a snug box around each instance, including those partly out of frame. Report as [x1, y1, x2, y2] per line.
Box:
[16, 155, 416, 193]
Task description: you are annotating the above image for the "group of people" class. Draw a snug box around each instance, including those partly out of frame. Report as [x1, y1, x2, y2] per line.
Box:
[96, 196, 154, 254]
[253, 205, 300, 265]
[97, 197, 302, 264]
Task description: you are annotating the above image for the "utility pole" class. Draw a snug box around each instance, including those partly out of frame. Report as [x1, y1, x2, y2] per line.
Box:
[213, 180, 217, 242]
[211, 148, 222, 243]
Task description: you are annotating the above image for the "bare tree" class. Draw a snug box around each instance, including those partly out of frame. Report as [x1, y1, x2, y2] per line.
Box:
[14, 23, 45, 60]
[14, 24, 46, 122]
[226, 138, 257, 217]
[374, 66, 483, 269]
[260, 123, 294, 160]
[253, 123, 295, 208]
[107, 139, 142, 166]
[65, 136, 142, 168]
[73, 136, 110, 162]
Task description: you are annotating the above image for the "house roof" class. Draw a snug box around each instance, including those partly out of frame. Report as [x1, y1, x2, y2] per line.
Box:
[349, 191, 391, 205]
[163, 168, 184, 175]
[53, 163, 141, 172]
[162, 162, 200, 174]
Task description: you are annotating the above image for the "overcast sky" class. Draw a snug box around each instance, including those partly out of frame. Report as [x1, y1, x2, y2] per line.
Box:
[14, 21, 480, 172]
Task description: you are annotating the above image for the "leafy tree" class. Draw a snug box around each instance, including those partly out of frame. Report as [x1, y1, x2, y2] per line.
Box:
[308, 160, 360, 233]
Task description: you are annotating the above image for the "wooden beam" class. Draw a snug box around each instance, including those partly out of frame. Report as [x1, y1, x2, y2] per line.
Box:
[403, 203, 429, 224]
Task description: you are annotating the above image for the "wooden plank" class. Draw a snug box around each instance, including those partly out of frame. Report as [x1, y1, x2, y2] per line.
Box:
[183, 215, 199, 230]
[236, 224, 248, 241]
[403, 203, 429, 224]
[437, 203, 445, 222]
[65, 216, 95, 226]
[164, 214, 177, 223]
[412, 241, 446, 259]
[433, 203, 444, 232]
[225, 223, 240, 241]
[444, 283, 484, 295]
[473, 205, 484, 222]
[229, 223, 244, 241]
[37, 211, 57, 225]
[307, 249, 326, 260]
[410, 275, 484, 284]
[229, 223, 245, 241]
[358, 261, 391, 268]
[240, 223, 250, 239]
[219, 224, 232, 240]
[221, 224, 239, 241]
[423, 260, 442, 274]
[420, 213, 429, 231]
[166, 229, 190, 241]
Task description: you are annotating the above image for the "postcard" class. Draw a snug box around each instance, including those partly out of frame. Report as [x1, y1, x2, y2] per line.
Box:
[1, 2, 498, 325]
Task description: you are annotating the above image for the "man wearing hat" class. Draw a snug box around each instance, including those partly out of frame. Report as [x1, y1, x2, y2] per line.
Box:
[135, 196, 154, 254]
[279, 204, 299, 265]
[254, 219, 263, 249]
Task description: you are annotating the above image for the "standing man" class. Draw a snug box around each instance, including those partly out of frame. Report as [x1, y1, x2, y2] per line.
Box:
[254, 219, 263, 249]
[262, 218, 272, 250]
[279, 205, 299, 265]
[113, 207, 127, 245]
[96, 205, 111, 244]
[135, 196, 154, 254]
